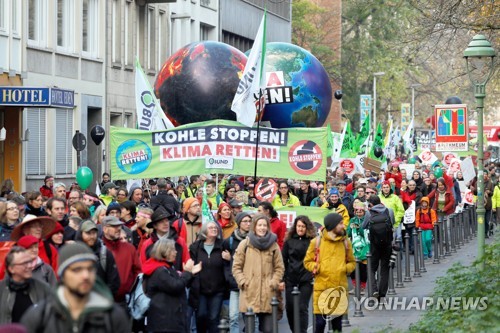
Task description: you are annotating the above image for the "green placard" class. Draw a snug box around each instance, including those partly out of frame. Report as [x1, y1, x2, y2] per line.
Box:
[110, 119, 328, 181]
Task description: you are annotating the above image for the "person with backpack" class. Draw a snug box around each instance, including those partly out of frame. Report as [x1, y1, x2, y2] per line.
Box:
[143, 238, 202, 333]
[232, 214, 284, 333]
[282, 215, 316, 333]
[304, 213, 356, 333]
[172, 198, 203, 248]
[415, 197, 437, 259]
[21, 242, 130, 333]
[222, 212, 254, 333]
[75, 220, 121, 297]
[362, 194, 395, 301]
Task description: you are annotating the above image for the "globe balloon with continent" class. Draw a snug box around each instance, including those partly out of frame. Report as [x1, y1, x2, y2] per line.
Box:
[154, 41, 247, 126]
[260, 43, 332, 128]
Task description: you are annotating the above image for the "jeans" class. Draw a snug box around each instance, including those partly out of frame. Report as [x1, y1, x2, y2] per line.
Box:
[196, 292, 224, 333]
[285, 282, 312, 333]
[370, 244, 392, 297]
[315, 314, 342, 333]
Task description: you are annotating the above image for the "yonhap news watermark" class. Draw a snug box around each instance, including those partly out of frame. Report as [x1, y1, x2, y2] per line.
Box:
[353, 296, 488, 311]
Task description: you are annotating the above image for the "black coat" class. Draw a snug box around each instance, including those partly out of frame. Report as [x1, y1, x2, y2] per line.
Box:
[222, 231, 246, 291]
[295, 188, 318, 206]
[189, 239, 227, 308]
[145, 265, 193, 332]
[282, 234, 313, 286]
[150, 191, 180, 215]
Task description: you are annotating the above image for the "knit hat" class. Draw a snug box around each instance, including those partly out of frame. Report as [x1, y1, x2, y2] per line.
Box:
[324, 213, 343, 231]
[183, 197, 198, 214]
[235, 212, 252, 227]
[57, 242, 97, 277]
[329, 188, 339, 196]
[17, 235, 39, 249]
[45, 222, 64, 239]
[382, 180, 391, 187]
[106, 202, 121, 215]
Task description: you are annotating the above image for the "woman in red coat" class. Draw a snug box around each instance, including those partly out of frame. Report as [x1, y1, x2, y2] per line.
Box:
[432, 178, 455, 218]
[385, 161, 403, 189]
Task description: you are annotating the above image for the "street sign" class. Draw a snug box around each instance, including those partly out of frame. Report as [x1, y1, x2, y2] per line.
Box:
[72, 131, 87, 152]
[434, 104, 468, 151]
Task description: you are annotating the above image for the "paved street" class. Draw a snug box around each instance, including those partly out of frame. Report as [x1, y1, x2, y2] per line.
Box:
[271, 233, 485, 333]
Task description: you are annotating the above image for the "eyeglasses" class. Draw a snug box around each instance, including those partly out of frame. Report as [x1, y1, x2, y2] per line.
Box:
[12, 259, 33, 268]
[240, 219, 252, 223]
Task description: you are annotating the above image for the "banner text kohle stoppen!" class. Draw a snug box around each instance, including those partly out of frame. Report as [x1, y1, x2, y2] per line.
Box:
[152, 126, 288, 162]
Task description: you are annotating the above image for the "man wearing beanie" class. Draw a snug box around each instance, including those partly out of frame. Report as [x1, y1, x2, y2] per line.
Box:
[304, 213, 355, 333]
[321, 188, 350, 227]
[0, 247, 52, 324]
[171, 197, 202, 247]
[21, 242, 130, 332]
[222, 212, 255, 333]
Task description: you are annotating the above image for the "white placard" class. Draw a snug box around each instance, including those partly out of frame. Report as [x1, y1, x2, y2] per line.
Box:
[460, 157, 476, 184]
[403, 200, 415, 224]
[447, 158, 462, 176]
[418, 149, 438, 165]
[399, 163, 415, 178]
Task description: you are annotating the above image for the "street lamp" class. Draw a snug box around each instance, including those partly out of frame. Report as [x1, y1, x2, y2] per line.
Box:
[463, 34, 496, 268]
[373, 72, 385, 135]
[410, 83, 421, 120]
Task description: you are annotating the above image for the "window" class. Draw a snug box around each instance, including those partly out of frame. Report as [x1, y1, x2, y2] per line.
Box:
[55, 109, 73, 175]
[82, 0, 99, 57]
[111, 0, 121, 63]
[11, 0, 18, 35]
[124, 0, 134, 66]
[0, 0, 5, 32]
[57, 0, 74, 51]
[200, 23, 212, 41]
[136, 6, 145, 66]
[26, 109, 47, 176]
[28, 0, 47, 47]
[147, 6, 155, 70]
[157, 10, 166, 69]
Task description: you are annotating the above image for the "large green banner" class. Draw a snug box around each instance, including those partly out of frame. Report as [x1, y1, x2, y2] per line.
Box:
[110, 119, 328, 181]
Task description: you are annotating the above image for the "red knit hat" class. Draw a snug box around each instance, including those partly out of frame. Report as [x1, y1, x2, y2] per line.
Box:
[45, 222, 64, 239]
[382, 180, 391, 187]
[17, 235, 40, 249]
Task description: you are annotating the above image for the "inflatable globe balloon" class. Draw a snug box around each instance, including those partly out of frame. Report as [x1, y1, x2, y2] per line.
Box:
[260, 43, 332, 128]
[154, 41, 247, 126]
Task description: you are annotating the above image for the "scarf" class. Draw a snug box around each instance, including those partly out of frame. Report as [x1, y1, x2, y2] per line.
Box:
[8, 277, 30, 292]
[218, 217, 232, 229]
[233, 228, 248, 241]
[248, 231, 277, 250]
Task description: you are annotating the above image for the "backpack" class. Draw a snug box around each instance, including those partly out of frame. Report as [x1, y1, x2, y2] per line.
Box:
[368, 209, 393, 248]
[126, 273, 150, 320]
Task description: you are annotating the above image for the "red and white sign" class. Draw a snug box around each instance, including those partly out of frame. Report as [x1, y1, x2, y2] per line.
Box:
[339, 159, 355, 175]
[442, 152, 458, 167]
[463, 189, 474, 205]
[447, 158, 462, 176]
[277, 211, 297, 229]
[418, 149, 438, 165]
[255, 178, 278, 202]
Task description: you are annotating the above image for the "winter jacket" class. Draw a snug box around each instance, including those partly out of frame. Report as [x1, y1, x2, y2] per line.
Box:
[102, 237, 141, 302]
[38, 240, 58, 273]
[282, 234, 313, 286]
[415, 198, 437, 230]
[222, 230, 248, 291]
[272, 193, 301, 208]
[401, 189, 423, 210]
[304, 229, 356, 314]
[98, 194, 114, 207]
[385, 171, 403, 189]
[24, 204, 49, 217]
[270, 217, 287, 249]
[493, 183, 500, 210]
[75, 233, 121, 297]
[432, 190, 455, 216]
[232, 237, 284, 313]
[143, 258, 193, 332]
[32, 257, 57, 287]
[21, 280, 129, 333]
[0, 276, 52, 324]
[39, 185, 53, 200]
[140, 229, 190, 270]
[172, 214, 202, 248]
[421, 183, 437, 206]
[189, 239, 227, 309]
[321, 201, 350, 227]
[295, 188, 318, 206]
[340, 192, 354, 213]
[150, 190, 180, 215]
[0, 224, 15, 241]
[379, 192, 405, 227]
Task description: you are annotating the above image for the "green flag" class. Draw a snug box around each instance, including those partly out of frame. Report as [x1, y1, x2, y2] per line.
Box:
[326, 124, 333, 158]
[201, 182, 215, 225]
[369, 123, 385, 160]
[340, 121, 357, 158]
[355, 114, 370, 152]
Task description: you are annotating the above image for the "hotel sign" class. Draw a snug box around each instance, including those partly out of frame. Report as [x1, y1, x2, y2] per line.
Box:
[0, 87, 74, 108]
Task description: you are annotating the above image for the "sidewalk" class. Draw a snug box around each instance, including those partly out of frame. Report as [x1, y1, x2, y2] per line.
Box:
[342, 235, 483, 333]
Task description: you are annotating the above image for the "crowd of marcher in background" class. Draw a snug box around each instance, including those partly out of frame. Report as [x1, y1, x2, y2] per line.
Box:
[0, 156, 498, 333]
